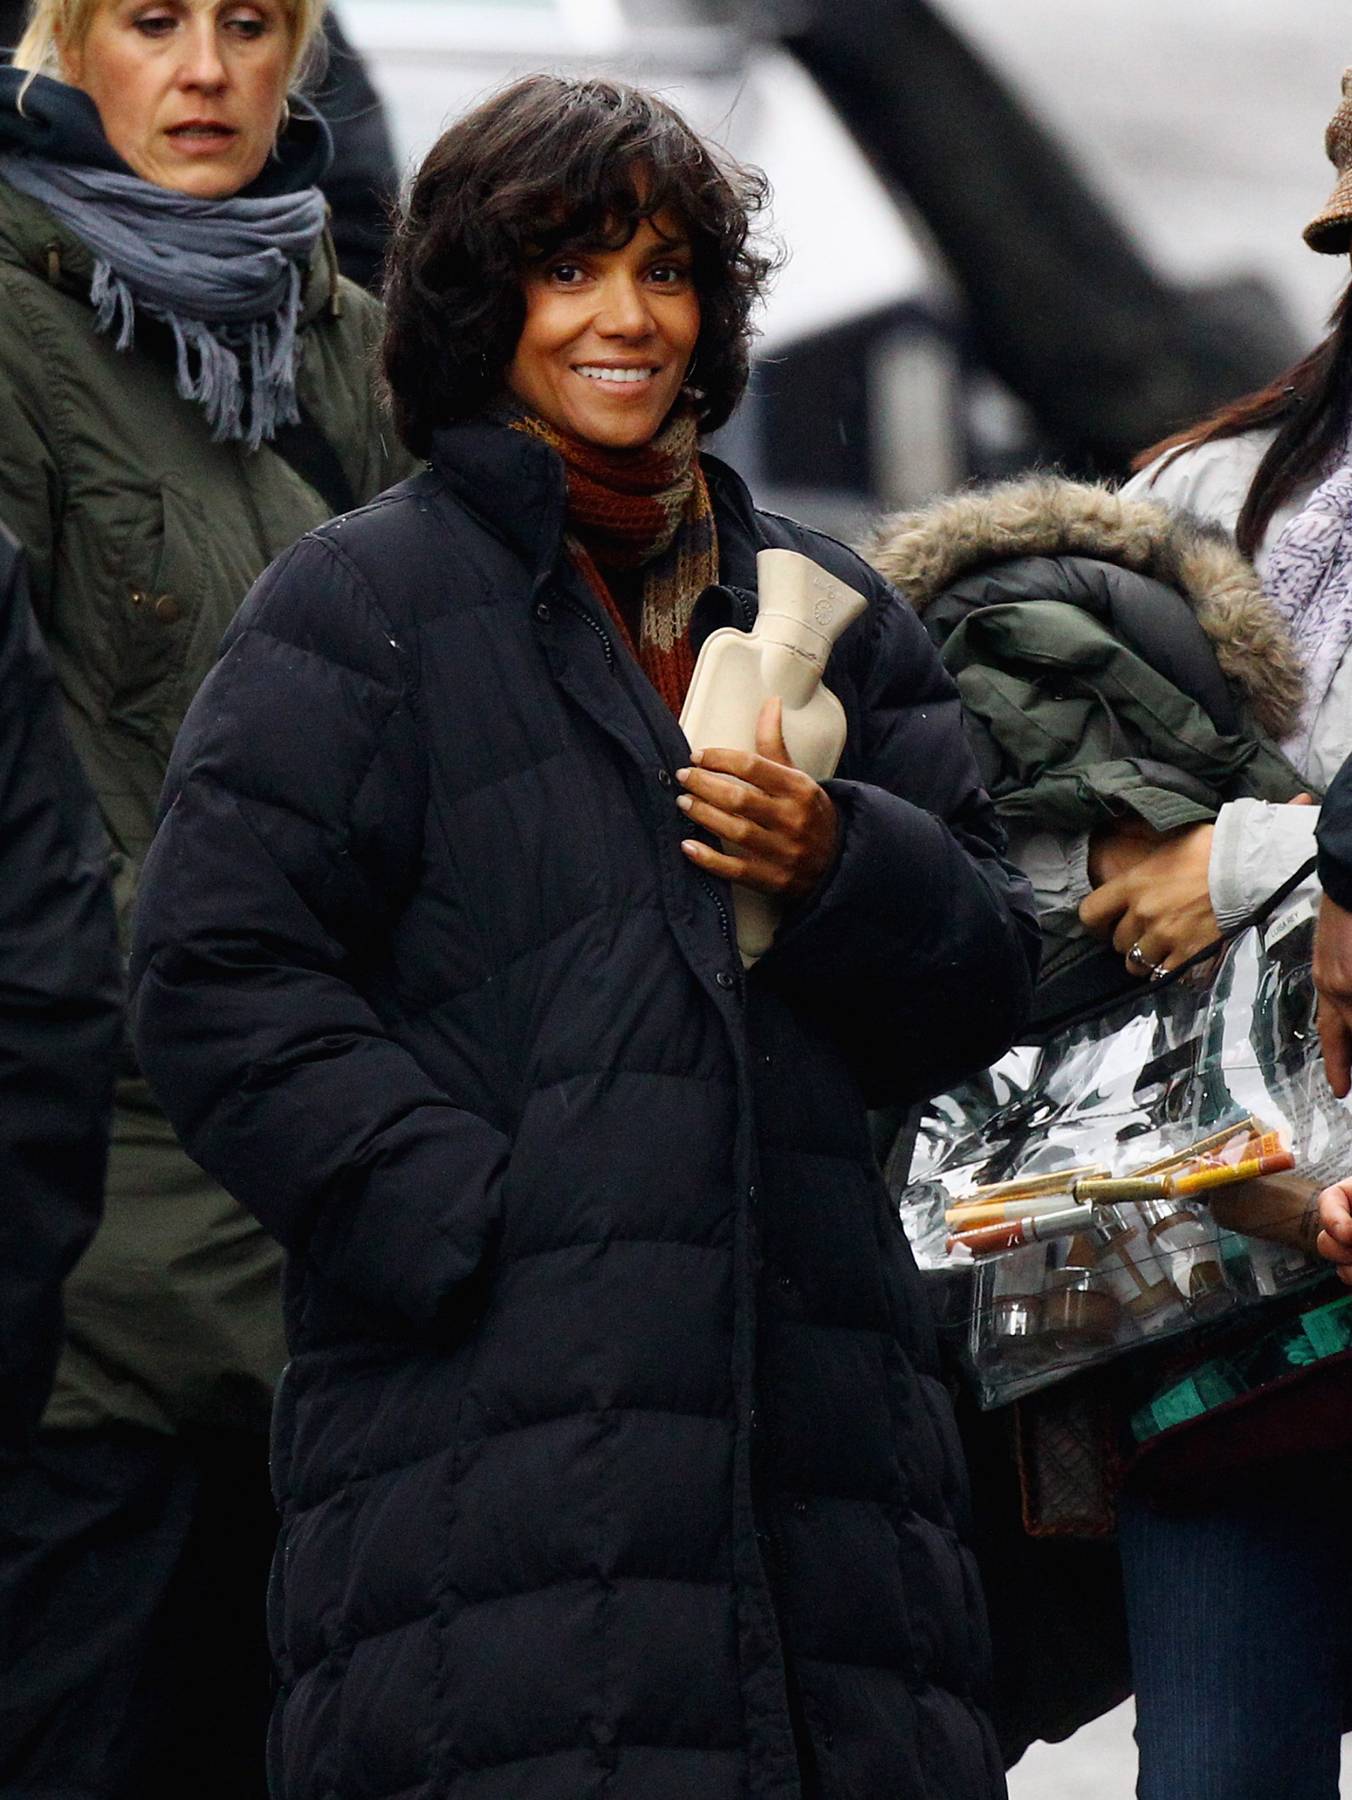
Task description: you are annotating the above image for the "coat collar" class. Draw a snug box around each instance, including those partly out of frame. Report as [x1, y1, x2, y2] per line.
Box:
[427, 420, 769, 599]
[701, 452, 764, 591]
[428, 421, 566, 588]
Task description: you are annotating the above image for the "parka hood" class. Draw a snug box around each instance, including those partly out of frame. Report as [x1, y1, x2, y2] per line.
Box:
[864, 474, 1305, 742]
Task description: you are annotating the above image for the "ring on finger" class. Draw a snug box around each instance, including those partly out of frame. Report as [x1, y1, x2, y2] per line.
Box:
[1128, 940, 1167, 979]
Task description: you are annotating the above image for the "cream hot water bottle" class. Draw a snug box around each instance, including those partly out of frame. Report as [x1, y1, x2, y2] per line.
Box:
[679, 548, 868, 965]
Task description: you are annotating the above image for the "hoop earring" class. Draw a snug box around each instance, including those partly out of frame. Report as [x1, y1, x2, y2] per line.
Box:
[278, 97, 291, 134]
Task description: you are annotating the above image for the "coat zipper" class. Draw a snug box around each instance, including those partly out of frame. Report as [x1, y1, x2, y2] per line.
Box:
[697, 873, 736, 960]
[555, 590, 615, 670]
[756, 1387, 821, 1793]
[553, 555, 805, 1780]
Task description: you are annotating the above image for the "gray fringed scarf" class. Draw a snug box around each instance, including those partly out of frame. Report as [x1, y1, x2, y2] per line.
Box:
[0, 155, 327, 449]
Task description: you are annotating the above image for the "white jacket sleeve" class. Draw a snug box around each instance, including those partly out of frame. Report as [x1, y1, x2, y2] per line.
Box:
[1209, 798, 1320, 929]
[1122, 432, 1323, 929]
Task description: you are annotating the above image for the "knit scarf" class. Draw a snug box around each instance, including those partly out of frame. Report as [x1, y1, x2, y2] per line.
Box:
[1262, 440, 1352, 769]
[509, 404, 718, 716]
[0, 154, 327, 449]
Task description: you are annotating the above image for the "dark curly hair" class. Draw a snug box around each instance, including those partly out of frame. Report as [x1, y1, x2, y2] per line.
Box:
[381, 74, 778, 457]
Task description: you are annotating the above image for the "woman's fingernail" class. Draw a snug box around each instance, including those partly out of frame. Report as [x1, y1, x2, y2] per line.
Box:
[681, 839, 702, 856]
[689, 751, 703, 766]
[676, 767, 692, 784]
[676, 794, 693, 812]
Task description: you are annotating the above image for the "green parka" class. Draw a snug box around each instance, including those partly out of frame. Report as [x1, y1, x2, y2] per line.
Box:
[866, 475, 1310, 1025]
[0, 174, 413, 1433]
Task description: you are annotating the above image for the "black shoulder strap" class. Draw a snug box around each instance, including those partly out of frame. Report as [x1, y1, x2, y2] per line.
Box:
[270, 410, 358, 520]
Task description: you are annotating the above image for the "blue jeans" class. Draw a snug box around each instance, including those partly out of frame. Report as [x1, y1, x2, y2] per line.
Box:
[1119, 1469, 1352, 1800]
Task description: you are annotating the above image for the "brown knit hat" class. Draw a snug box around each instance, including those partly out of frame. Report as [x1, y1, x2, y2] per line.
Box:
[1305, 68, 1352, 253]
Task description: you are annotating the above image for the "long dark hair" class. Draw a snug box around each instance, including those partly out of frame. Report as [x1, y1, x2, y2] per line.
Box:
[382, 75, 778, 458]
[1133, 280, 1352, 557]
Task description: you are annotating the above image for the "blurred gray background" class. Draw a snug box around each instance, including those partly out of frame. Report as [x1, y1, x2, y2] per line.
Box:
[336, 0, 1352, 541]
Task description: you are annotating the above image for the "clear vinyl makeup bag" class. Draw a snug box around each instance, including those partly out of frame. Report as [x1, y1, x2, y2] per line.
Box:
[893, 882, 1352, 1410]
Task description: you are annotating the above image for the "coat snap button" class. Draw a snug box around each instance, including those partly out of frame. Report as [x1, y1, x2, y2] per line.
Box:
[657, 768, 672, 788]
[534, 601, 551, 621]
[714, 969, 736, 990]
[152, 594, 182, 624]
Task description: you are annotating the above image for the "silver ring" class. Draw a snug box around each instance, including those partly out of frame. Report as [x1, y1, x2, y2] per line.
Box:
[1128, 941, 1168, 980]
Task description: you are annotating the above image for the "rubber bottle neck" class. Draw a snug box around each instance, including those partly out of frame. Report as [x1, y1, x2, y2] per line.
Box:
[754, 609, 834, 671]
[756, 629, 825, 707]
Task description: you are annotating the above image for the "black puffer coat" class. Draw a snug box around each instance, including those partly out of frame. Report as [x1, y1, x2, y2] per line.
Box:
[131, 424, 1037, 1800]
[0, 527, 119, 1451]
[1319, 753, 1352, 905]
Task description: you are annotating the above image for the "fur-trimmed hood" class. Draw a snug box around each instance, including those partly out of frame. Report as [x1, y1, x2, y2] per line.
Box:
[864, 475, 1304, 742]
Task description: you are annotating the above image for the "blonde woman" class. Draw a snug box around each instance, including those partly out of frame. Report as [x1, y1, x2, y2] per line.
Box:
[0, 3, 408, 1793]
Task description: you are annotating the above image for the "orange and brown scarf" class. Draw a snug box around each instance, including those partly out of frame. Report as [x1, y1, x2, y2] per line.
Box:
[509, 404, 718, 716]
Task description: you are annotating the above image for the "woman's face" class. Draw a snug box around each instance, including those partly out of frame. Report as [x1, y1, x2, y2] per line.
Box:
[60, 0, 293, 198]
[506, 211, 701, 451]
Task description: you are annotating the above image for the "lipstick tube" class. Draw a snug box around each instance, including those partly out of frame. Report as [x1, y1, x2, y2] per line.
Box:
[947, 1202, 1099, 1257]
[944, 1195, 1089, 1227]
[956, 1163, 1109, 1206]
[1167, 1151, 1295, 1196]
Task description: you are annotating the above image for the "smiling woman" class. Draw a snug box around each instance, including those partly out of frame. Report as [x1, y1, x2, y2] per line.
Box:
[128, 70, 1041, 1800]
[507, 214, 702, 450]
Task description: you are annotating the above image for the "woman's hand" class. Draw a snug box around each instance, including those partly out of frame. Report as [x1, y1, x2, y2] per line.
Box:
[1087, 817, 1171, 886]
[1080, 794, 1316, 981]
[1078, 822, 1219, 978]
[677, 698, 840, 899]
[1316, 1180, 1352, 1287]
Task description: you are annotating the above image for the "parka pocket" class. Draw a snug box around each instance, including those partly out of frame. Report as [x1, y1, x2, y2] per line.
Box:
[113, 481, 202, 720]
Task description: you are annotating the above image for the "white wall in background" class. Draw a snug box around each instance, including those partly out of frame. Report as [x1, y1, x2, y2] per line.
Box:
[935, 0, 1350, 339]
[334, 3, 935, 351]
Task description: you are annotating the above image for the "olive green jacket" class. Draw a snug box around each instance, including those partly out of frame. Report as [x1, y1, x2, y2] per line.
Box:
[866, 475, 1311, 1022]
[0, 176, 414, 1433]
